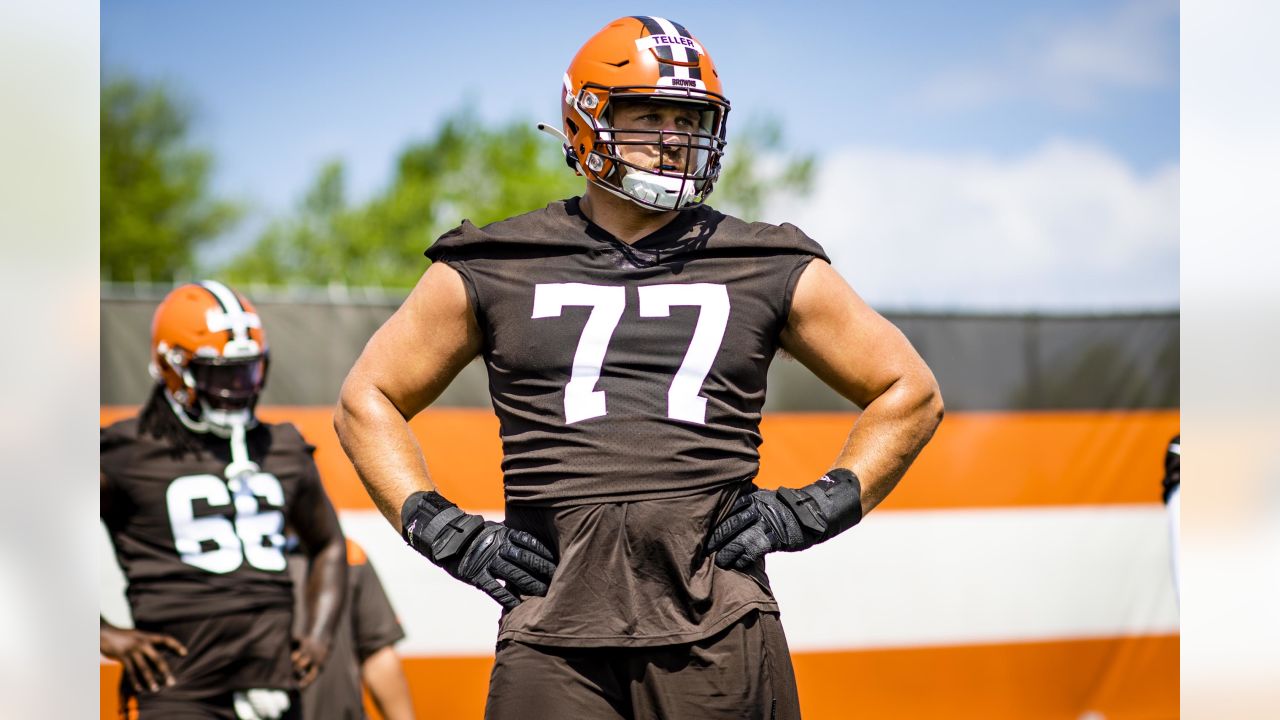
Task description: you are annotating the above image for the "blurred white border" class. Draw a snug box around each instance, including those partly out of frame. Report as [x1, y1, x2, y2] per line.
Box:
[0, 0, 100, 717]
[1183, 0, 1280, 716]
[15, 0, 1278, 715]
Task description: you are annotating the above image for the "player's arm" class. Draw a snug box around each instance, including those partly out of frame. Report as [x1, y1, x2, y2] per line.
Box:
[350, 558, 415, 718]
[709, 259, 944, 568]
[361, 645, 416, 720]
[99, 472, 189, 693]
[335, 262, 556, 609]
[334, 261, 480, 528]
[100, 616, 189, 694]
[783, 259, 943, 511]
[288, 478, 347, 687]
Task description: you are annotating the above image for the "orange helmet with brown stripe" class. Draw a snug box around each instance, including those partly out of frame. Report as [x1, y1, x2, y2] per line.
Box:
[561, 16, 730, 211]
[149, 280, 268, 433]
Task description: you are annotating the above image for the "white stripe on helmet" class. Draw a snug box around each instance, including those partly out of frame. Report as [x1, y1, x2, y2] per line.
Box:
[199, 280, 261, 357]
[651, 17, 691, 81]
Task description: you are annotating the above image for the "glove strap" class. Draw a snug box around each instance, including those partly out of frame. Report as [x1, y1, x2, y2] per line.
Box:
[779, 468, 864, 542]
[401, 491, 485, 564]
[777, 487, 826, 534]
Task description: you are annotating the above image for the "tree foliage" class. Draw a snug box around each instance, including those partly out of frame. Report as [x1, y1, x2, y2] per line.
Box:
[715, 116, 815, 221]
[101, 76, 241, 282]
[223, 107, 814, 289]
[223, 108, 582, 288]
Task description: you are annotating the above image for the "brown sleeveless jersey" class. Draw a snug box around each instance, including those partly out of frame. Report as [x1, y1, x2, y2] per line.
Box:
[101, 417, 325, 625]
[427, 198, 827, 506]
[427, 198, 828, 646]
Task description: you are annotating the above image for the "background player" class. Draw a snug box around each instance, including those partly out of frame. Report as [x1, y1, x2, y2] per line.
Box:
[287, 535, 415, 720]
[100, 280, 348, 719]
[335, 16, 942, 719]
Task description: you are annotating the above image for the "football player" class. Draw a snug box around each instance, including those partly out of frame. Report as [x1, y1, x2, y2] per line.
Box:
[101, 281, 348, 719]
[287, 536, 415, 720]
[335, 16, 943, 719]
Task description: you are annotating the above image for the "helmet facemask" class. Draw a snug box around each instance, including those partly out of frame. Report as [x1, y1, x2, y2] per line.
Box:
[156, 344, 267, 439]
[575, 86, 729, 211]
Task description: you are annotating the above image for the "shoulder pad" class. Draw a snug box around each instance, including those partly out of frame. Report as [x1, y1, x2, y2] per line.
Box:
[100, 417, 141, 452]
[426, 200, 590, 261]
[705, 212, 831, 260]
[260, 421, 317, 455]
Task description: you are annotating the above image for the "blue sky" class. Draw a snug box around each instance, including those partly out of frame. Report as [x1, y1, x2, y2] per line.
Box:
[102, 0, 1179, 310]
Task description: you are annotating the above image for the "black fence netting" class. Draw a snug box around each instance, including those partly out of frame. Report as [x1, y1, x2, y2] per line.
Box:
[102, 287, 1177, 412]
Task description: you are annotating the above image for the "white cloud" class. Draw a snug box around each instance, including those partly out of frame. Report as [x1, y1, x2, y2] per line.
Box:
[918, 0, 1178, 111]
[762, 140, 1179, 311]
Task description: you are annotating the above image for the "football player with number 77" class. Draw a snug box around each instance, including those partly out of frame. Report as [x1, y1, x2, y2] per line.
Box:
[336, 15, 943, 720]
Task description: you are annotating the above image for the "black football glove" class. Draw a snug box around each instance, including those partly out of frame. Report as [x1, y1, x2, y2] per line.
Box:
[707, 469, 864, 570]
[401, 490, 556, 610]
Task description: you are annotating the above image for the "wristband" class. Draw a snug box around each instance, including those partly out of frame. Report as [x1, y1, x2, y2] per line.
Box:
[779, 468, 863, 542]
[401, 490, 485, 563]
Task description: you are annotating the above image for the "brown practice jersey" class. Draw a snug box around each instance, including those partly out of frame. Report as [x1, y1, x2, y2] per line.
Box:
[426, 198, 828, 647]
[101, 418, 326, 624]
[101, 417, 330, 700]
[289, 539, 405, 720]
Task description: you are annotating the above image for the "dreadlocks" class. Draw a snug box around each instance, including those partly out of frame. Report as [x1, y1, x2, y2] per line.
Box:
[137, 383, 207, 459]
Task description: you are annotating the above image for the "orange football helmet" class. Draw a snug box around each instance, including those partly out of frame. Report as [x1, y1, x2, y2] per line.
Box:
[149, 281, 268, 423]
[560, 16, 730, 210]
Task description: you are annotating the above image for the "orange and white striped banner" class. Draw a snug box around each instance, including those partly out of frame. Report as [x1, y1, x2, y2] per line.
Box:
[101, 407, 1179, 719]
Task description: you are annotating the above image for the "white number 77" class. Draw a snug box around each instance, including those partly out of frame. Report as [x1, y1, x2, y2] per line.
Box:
[532, 283, 730, 425]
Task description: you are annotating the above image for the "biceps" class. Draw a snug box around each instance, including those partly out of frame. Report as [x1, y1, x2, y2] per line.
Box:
[781, 262, 924, 407]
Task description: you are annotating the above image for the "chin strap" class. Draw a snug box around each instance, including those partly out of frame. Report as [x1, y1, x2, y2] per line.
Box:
[164, 389, 211, 434]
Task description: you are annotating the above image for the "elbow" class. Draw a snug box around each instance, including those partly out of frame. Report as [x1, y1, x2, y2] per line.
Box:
[333, 385, 355, 446]
[926, 381, 945, 430]
[333, 374, 374, 445]
[306, 523, 348, 565]
[323, 531, 348, 559]
[915, 374, 945, 434]
[333, 387, 354, 440]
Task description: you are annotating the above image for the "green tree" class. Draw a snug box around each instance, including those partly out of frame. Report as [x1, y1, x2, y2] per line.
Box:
[101, 76, 241, 282]
[224, 108, 584, 288]
[224, 107, 813, 288]
[714, 116, 815, 221]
